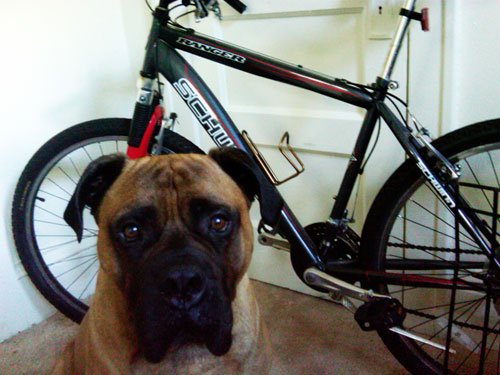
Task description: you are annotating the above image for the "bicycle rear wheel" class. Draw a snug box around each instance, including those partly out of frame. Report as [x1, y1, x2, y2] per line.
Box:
[11, 118, 203, 323]
[361, 119, 500, 374]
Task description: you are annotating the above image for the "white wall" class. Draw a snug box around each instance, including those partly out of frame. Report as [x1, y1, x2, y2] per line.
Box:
[447, 0, 500, 128]
[1, 0, 500, 341]
[0, 0, 146, 340]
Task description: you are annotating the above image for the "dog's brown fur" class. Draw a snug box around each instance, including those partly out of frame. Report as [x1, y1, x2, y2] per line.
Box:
[52, 153, 270, 375]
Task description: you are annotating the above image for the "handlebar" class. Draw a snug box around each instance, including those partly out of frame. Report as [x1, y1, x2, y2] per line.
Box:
[224, 0, 246, 14]
[158, 0, 246, 14]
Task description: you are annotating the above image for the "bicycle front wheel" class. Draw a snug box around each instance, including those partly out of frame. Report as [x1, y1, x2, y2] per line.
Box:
[12, 118, 203, 323]
[361, 119, 500, 374]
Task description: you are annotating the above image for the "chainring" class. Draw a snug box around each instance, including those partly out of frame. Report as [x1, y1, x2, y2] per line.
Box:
[304, 222, 360, 265]
[289, 221, 361, 290]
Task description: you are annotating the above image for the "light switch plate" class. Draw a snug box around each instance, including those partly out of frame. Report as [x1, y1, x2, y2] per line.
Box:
[368, 0, 398, 40]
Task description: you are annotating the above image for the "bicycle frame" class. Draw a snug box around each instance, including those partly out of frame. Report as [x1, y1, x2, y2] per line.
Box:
[129, 1, 499, 290]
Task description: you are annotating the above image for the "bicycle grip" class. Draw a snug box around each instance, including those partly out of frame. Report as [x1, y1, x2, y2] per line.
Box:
[224, 0, 246, 14]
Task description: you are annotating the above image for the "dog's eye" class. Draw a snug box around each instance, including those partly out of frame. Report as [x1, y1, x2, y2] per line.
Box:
[121, 223, 141, 242]
[209, 214, 230, 233]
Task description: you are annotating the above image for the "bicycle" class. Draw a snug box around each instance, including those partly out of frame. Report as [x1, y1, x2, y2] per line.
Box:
[11, 0, 500, 373]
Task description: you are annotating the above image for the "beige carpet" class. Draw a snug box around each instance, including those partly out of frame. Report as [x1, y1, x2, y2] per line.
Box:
[0, 281, 407, 374]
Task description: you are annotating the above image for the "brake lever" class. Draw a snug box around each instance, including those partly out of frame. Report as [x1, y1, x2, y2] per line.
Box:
[210, 1, 222, 19]
[194, 0, 209, 20]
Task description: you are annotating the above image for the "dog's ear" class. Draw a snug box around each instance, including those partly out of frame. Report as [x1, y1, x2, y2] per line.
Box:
[209, 148, 283, 227]
[64, 153, 127, 242]
[209, 148, 259, 204]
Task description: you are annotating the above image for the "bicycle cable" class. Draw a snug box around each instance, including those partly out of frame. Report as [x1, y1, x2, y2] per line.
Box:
[359, 116, 382, 175]
[169, 3, 185, 11]
[386, 91, 408, 108]
[144, 0, 154, 12]
[343, 78, 410, 110]
[143, 0, 200, 28]
[348, 115, 381, 222]
[174, 9, 197, 24]
[167, 1, 200, 28]
[386, 95, 412, 131]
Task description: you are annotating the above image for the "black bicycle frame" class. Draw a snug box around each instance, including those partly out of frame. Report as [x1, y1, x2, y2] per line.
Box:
[134, 14, 498, 286]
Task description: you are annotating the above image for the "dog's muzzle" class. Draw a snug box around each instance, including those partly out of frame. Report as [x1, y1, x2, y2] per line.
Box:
[131, 246, 233, 363]
[160, 263, 207, 311]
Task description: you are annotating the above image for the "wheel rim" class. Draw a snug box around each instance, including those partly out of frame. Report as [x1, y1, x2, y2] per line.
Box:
[380, 142, 500, 374]
[23, 136, 128, 317]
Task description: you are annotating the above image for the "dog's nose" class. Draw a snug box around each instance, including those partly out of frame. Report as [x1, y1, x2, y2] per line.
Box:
[161, 265, 207, 310]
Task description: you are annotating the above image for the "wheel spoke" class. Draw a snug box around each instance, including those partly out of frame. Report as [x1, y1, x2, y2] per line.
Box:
[394, 216, 481, 249]
[65, 258, 99, 291]
[409, 298, 481, 332]
[68, 155, 81, 178]
[11, 123, 129, 324]
[38, 189, 70, 203]
[464, 159, 495, 213]
[98, 142, 105, 156]
[488, 151, 500, 188]
[55, 257, 96, 279]
[408, 198, 478, 245]
[484, 320, 500, 370]
[389, 236, 485, 281]
[364, 128, 500, 374]
[56, 165, 78, 186]
[40, 239, 83, 252]
[47, 245, 97, 266]
[48, 253, 96, 265]
[35, 205, 65, 220]
[79, 269, 98, 300]
[37, 234, 93, 238]
[46, 177, 74, 197]
[34, 219, 72, 227]
[423, 299, 484, 364]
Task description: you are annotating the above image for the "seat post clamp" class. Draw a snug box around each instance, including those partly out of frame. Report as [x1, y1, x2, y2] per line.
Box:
[400, 7, 429, 31]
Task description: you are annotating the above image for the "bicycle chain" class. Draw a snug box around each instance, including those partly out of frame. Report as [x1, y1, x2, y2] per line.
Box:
[405, 308, 500, 335]
[388, 242, 482, 255]
[388, 242, 498, 334]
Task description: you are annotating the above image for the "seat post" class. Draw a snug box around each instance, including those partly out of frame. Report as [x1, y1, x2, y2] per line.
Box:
[379, 0, 416, 81]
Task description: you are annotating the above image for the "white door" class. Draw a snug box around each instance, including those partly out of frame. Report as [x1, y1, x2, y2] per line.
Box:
[163, 0, 443, 294]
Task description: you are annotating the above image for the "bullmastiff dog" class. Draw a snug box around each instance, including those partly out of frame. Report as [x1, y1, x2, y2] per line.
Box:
[52, 149, 271, 374]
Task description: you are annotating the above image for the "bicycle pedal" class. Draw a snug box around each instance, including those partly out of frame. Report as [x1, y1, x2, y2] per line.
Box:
[328, 292, 357, 313]
[258, 232, 290, 252]
[328, 291, 344, 305]
[354, 298, 405, 332]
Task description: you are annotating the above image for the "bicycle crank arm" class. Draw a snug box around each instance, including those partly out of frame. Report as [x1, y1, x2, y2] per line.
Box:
[304, 267, 392, 302]
[258, 232, 290, 252]
[304, 268, 456, 354]
[389, 327, 456, 354]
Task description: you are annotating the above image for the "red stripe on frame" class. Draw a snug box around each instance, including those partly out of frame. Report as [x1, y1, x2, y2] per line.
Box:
[181, 36, 360, 98]
[366, 270, 468, 287]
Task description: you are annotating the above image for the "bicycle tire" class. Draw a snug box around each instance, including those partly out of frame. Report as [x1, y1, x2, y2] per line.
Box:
[11, 118, 203, 323]
[361, 119, 500, 374]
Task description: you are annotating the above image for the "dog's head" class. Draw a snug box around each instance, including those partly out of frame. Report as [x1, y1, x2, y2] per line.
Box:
[64, 149, 261, 363]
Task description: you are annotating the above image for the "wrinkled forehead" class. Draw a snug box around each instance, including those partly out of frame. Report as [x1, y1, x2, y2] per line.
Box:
[109, 154, 242, 209]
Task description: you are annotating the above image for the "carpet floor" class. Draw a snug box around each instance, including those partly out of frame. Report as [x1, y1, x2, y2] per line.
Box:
[0, 281, 407, 374]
